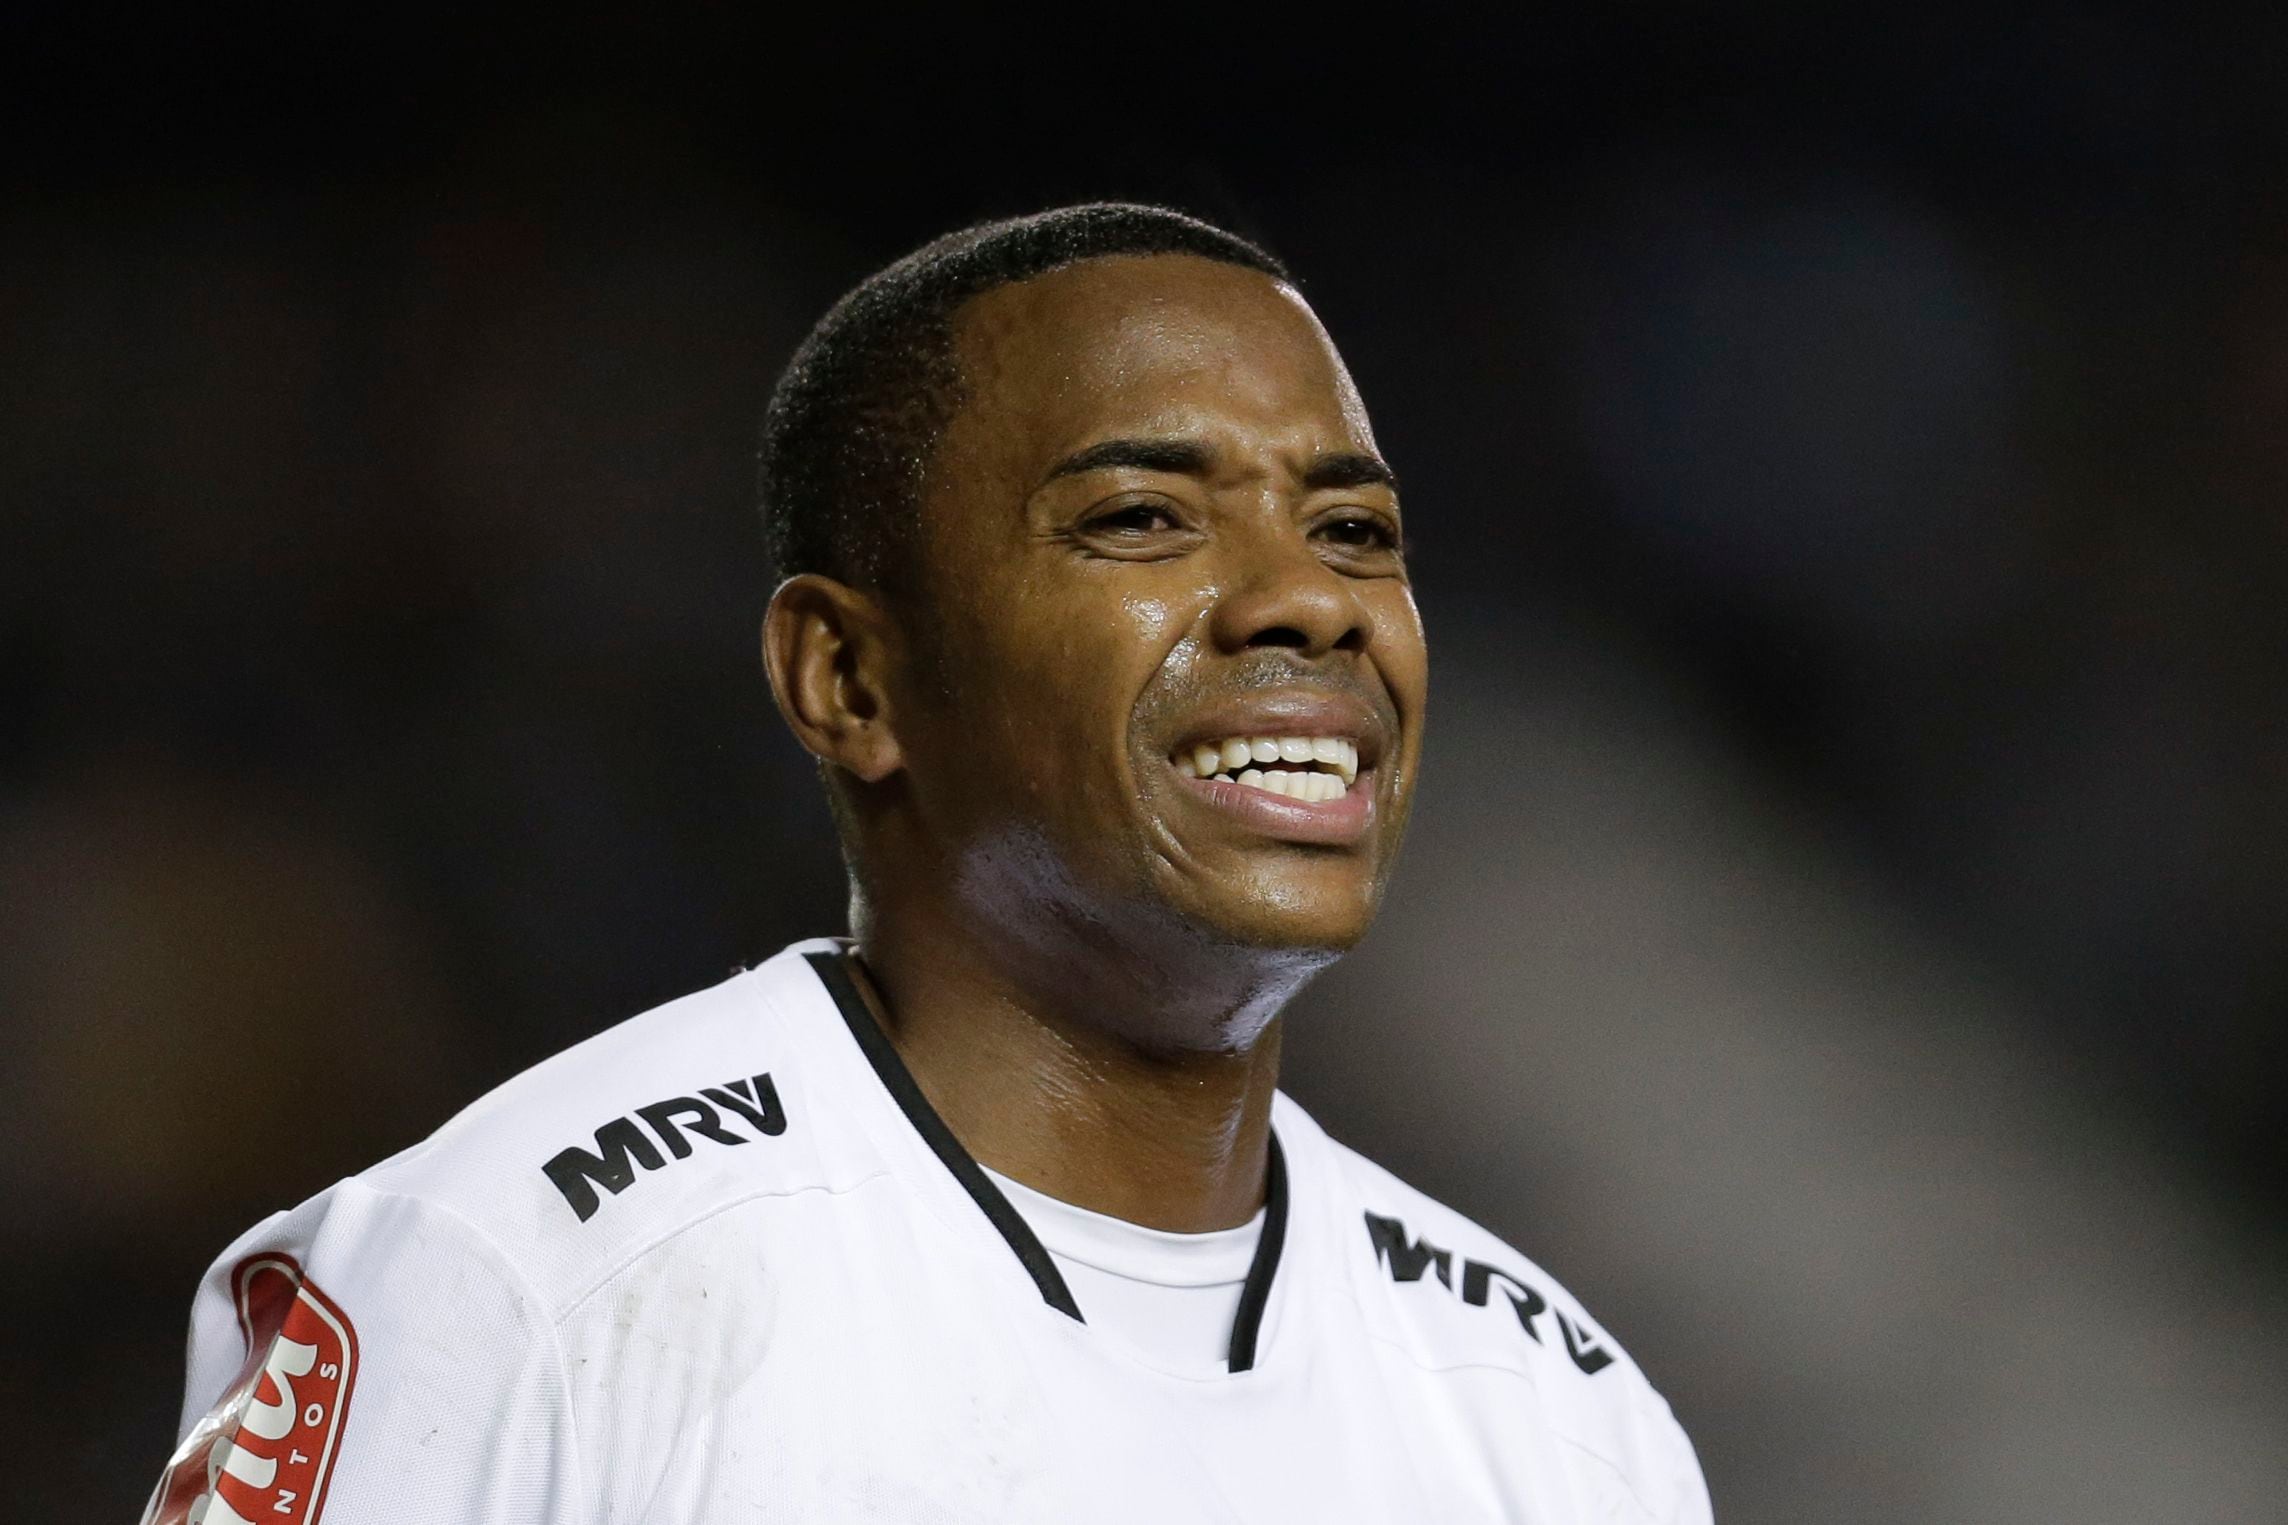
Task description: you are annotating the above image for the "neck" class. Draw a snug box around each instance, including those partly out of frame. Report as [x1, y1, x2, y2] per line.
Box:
[848, 886, 1321, 1233]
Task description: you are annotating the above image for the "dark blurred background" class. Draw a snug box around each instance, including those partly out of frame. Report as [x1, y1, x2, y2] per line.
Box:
[5, 8, 2285, 1520]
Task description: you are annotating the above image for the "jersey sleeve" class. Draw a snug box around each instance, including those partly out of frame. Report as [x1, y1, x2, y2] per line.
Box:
[1661, 1417, 1715, 1525]
[143, 1177, 585, 1525]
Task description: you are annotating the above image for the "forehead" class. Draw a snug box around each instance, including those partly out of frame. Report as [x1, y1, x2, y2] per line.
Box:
[944, 254, 1375, 467]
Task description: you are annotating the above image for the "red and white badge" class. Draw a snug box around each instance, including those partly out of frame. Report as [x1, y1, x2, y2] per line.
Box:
[143, 1255, 358, 1525]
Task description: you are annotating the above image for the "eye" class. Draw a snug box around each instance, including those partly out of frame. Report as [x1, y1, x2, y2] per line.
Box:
[1316, 511, 1402, 553]
[1063, 495, 1203, 561]
[1085, 500, 1182, 535]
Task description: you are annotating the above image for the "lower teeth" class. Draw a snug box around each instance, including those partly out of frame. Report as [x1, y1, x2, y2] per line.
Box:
[1209, 770, 1346, 800]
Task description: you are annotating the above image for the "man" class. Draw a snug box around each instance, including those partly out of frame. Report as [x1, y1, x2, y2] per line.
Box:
[146, 204, 1712, 1523]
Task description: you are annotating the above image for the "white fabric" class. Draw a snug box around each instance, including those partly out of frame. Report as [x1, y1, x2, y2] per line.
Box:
[980, 1164, 1262, 1377]
[146, 939, 1713, 1525]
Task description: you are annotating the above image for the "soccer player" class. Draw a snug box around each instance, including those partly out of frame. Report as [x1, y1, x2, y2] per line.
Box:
[145, 205, 1712, 1523]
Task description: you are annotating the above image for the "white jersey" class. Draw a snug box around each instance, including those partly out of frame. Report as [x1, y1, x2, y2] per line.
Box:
[979, 1163, 1267, 1376]
[148, 939, 1711, 1524]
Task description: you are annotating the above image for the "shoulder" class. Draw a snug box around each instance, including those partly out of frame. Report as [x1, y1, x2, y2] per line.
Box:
[250, 941, 865, 1323]
[1275, 1095, 1711, 1520]
[1288, 1101, 1633, 1379]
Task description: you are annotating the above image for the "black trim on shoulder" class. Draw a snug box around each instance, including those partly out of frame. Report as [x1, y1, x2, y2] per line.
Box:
[806, 950, 1084, 1322]
[1224, 1131, 1287, 1373]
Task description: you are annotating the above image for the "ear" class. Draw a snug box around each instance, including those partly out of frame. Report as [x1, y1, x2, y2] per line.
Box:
[762, 574, 906, 784]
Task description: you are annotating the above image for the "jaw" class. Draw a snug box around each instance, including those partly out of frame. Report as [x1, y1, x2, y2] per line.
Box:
[1131, 797, 1392, 961]
[1140, 698, 1403, 907]
[878, 692, 1411, 1048]
[945, 820, 1344, 1052]
[1136, 726, 1406, 950]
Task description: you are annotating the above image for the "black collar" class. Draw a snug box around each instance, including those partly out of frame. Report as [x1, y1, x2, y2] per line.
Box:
[807, 950, 1288, 1373]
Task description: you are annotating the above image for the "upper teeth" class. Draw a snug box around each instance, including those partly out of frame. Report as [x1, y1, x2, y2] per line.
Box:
[1174, 735, 1360, 798]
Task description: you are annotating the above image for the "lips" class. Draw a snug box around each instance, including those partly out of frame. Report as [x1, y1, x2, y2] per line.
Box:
[1159, 691, 1389, 846]
[1172, 765, 1374, 844]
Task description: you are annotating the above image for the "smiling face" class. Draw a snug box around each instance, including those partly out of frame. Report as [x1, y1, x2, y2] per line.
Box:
[881, 253, 1427, 971]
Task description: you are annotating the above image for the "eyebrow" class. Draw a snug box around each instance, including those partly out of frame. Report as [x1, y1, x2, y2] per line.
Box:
[1042, 437, 1400, 494]
[1302, 451, 1400, 494]
[1044, 437, 1213, 481]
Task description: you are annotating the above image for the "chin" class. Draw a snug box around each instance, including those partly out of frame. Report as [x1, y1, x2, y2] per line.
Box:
[1184, 878, 1384, 957]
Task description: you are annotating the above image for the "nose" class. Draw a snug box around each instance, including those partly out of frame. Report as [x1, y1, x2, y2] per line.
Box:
[1207, 526, 1372, 659]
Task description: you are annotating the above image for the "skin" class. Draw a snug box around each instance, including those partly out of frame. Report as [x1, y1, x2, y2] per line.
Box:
[764, 253, 1428, 1232]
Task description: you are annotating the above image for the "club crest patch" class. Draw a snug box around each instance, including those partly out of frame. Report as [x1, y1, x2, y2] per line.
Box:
[142, 1255, 358, 1525]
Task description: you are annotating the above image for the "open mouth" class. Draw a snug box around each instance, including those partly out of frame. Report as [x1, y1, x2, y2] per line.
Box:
[1171, 734, 1361, 803]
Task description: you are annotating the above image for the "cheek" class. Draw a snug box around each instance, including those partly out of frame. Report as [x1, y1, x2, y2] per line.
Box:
[945, 583, 1188, 799]
[1073, 587, 1188, 775]
[1113, 587, 1182, 636]
[1016, 577, 1190, 705]
[1372, 587, 1429, 703]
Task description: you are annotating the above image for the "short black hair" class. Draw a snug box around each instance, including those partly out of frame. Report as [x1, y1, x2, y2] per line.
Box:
[759, 203, 1289, 589]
